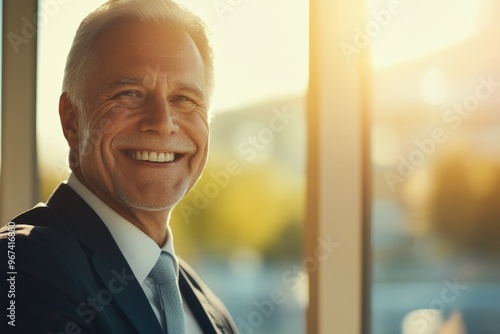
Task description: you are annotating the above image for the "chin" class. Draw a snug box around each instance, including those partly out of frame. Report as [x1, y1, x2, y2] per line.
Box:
[117, 190, 180, 213]
[123, 197, 176, 212]
[114, 179, 187, 213]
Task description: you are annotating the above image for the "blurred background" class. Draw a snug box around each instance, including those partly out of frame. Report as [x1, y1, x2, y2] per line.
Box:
[2, 0, 500, 333]
[369, 0, 500, 333]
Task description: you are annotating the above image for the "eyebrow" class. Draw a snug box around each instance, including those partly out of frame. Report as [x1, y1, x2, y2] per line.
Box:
[172, 80, 206, 101]
[106, 77, 144, 90]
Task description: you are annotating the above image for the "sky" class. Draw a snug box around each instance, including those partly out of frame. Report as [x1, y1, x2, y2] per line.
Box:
[369, 0, 484, 67]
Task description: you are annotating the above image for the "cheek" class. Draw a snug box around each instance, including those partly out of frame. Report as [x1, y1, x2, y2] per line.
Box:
[182, 110, 209, 140]
[78, 106, 126, 157]
[184, 117, 209, 168]
[195, 121, 210, 155]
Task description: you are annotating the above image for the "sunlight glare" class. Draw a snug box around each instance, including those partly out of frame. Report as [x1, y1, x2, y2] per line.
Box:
[419, 67, 449, 106]
[371, 0, 483, 68]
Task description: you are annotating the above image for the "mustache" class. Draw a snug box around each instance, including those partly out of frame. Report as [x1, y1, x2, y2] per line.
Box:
[114, 135, 197, 153]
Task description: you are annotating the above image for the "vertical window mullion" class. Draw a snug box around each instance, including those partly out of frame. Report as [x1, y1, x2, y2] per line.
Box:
[0, 0, 39, 224]
[307, 0, 370, 332]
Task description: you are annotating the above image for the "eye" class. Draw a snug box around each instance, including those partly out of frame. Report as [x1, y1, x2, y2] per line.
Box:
[170, 95, 198, 112]
[113, 90, 146, 109]
[114, 90, 143, 99]
[171, 95, 195, 103]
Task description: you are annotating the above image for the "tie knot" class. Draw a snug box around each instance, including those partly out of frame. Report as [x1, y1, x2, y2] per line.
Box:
[149, 252, 177, 286]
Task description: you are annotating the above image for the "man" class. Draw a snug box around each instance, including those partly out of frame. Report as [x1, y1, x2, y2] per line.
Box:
[0, 0, 238, 333]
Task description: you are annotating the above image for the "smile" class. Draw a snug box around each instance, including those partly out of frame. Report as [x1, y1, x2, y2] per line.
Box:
[128, 151, 177, 163]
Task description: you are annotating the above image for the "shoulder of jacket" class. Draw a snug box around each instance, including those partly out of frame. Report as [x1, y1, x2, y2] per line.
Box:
[1, 204, 71, 243]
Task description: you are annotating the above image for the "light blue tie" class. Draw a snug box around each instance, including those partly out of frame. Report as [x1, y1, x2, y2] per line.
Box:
[149, 252, 185, 334]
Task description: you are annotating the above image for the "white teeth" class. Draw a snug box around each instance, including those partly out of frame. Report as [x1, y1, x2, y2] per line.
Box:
[130, 151, 176, 163]
[149, 152, 158, 162]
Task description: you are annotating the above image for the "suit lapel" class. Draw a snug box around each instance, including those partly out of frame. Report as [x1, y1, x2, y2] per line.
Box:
[92, 243, 163, 333]
[47, 184, 162, 334]
[179, 265, 230, 334]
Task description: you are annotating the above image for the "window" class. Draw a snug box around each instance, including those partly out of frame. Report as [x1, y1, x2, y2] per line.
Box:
[307, 0, 500, 332]
[369, 0, 500, 333]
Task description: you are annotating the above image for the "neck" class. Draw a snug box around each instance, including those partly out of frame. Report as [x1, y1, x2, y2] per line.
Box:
[71, 172, 172, 247]
[126, 210, 171, 247]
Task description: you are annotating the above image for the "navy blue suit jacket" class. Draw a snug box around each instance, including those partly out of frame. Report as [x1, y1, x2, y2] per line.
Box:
[0, 184, 237, 334]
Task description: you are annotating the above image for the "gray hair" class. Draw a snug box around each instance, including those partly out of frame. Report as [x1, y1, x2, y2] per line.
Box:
[62, 0, 214, 112]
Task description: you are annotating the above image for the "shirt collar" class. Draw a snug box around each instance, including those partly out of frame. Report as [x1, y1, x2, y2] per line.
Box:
[66, 174, 179, 283]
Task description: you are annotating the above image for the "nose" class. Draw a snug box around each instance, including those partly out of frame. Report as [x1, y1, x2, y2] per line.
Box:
[138, 94, 179, 134]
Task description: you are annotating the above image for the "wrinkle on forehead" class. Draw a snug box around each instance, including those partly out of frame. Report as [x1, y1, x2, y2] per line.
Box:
[90, 20, 207, 103]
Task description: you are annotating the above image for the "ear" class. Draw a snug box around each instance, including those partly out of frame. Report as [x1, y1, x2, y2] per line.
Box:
[59, 93, 80, 149]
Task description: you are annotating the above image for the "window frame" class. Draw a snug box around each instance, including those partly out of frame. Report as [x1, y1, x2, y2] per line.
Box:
[306, 0, 371, 332]
[0, 0, 39, 224]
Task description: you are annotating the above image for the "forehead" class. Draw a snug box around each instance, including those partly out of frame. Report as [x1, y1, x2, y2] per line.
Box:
[94, 20, 205, 86]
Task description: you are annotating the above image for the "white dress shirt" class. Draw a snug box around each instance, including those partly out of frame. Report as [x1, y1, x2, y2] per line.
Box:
[67, 174, 202, 334]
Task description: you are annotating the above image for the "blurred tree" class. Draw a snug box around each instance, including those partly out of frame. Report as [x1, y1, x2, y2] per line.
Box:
[171, 156, 305, 261]
[422, 146, 500, 257]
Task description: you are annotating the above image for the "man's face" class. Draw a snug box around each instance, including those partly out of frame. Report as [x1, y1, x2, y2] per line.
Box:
[66, 21, 209, 216]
